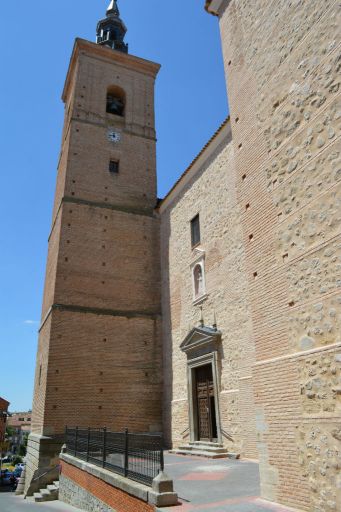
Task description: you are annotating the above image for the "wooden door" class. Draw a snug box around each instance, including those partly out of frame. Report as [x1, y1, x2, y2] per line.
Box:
[195, 365, 217, 441]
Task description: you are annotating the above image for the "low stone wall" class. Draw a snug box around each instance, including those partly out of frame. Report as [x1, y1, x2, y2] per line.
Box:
[60, 453, 178, 512]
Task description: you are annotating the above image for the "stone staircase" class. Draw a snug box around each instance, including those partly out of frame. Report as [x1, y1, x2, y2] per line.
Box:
[170, 441, 230, 458]
[27, 480, 60, 503]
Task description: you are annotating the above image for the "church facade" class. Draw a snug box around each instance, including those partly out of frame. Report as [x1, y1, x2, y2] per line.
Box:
[25, 1, 341, 511]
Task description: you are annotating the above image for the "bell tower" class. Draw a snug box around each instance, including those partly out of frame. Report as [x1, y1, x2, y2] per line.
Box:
[25, 1, 162, 493]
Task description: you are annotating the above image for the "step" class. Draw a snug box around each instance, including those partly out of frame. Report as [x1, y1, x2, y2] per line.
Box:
[170, 449, 229, 459]
[53, 480, 60, 488]
[33, 493, 44, 503]
[40, 489, 55, 502]
[47, 484, 58, 493]
[178, 444, 228, 454]
[190, 441, 224, 448]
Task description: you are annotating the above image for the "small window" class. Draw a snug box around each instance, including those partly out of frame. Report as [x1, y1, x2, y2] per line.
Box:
[109, 160, 119, 174]
[191, 214, 200, 248]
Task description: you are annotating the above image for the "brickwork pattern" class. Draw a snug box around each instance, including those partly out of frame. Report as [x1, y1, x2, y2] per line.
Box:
[161, 131, 258, 458]
[218, 0, 341, 510]
[26, 40, 163, 491]
[60, 460, 153, 512]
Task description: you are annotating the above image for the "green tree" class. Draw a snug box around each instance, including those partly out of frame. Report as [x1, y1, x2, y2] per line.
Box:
[19, 444, 26, 457]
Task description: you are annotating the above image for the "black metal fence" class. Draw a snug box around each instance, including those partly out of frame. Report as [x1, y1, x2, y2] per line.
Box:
[65, 427, 164, 486]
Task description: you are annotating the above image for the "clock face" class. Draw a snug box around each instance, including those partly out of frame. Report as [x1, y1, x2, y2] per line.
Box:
[107, 130, 121, 143]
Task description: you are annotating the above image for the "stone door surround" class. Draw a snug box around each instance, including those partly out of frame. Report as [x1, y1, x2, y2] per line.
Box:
[180, 326, 222, 444]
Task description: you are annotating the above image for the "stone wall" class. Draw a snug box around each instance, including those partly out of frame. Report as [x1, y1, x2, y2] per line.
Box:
[215, 0, 341, 509]
[160, 122, 258, 458]
[60, 458, 153, 512]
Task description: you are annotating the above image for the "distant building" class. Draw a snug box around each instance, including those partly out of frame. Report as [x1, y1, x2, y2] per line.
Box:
[0, 397, 10, 444]
[8, 412, 32, 454]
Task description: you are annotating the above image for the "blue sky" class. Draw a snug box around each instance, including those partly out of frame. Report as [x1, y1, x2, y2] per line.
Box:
[0, 1, 227, 412]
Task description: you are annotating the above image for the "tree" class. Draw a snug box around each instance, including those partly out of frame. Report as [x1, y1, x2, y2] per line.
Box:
[19, 444, 26, 457]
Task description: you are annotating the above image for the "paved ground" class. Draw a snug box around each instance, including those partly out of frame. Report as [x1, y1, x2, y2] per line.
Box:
[158, 453, 298, 512]
[0, 454, 298, 512]
[0, 492, 81, 512]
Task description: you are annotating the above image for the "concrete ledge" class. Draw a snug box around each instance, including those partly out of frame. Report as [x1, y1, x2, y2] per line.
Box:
[60, 453, 148, 502]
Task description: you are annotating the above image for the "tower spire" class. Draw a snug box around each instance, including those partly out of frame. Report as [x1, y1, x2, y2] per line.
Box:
[107, 0, 119, 16]
[96, 0, 128, 53]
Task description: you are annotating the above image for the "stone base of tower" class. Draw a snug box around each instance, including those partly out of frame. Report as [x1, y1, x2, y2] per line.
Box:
[24, 433, 64, 496]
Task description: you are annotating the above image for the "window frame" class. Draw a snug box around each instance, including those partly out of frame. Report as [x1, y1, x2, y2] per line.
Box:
[190, 214, 201, 248]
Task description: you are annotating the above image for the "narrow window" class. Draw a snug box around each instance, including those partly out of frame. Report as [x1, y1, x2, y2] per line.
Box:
[191, 214, 200, 248]
[38, 364, 42, 386]
[109, 160, 119, 174]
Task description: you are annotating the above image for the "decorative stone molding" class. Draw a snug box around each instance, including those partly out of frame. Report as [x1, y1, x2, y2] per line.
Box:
[190, 249, 207, 304]
[181, 327, 222, 443]
[180, 325, 222, 358]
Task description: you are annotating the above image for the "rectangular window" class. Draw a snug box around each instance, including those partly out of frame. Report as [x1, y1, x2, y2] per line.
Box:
[191, 214, 200, 248]
[109, 160, 119, 174]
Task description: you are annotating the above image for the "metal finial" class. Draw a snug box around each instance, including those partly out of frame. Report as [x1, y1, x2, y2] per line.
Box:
[213, 311, 217, 331]
[107, 0, 119, 15]
[199, 306, 204, 328]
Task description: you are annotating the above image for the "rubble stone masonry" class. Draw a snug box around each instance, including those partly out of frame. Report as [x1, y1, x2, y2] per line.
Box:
[160, 122, 258, 459]
[214, 0, 341, 510]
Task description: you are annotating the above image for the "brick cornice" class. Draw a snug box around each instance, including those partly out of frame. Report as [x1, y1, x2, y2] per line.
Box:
[48, 196, 156, 242]
[39, 304, 161, 332]
[62, 38, 161, 103]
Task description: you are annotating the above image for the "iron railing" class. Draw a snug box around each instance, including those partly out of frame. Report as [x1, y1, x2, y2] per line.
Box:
[65, 427, 164, 486]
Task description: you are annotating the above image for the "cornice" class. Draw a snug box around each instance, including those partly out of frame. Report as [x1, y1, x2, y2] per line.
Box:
[62, 38, 161, 102]
[205, 0, 231, 16]
[158, 118, 231, 213]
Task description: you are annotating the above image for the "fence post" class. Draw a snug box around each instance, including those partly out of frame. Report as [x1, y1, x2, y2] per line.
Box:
[124, 428, 129, 477]
[74, 426, 78, 457]
[103, 427, 107, 468]
[87, 427, 90, 462]
[160, 435, 164, 472]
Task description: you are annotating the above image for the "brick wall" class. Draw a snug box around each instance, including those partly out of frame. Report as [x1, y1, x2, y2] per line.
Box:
[26, 39, 163, 491]
[60, 460, 153, 512]
[216, 0, 341, 509]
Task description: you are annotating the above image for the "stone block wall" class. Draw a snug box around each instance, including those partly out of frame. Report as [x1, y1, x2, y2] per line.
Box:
[160, 122, 258, 458]
[215, 0, 341, 509]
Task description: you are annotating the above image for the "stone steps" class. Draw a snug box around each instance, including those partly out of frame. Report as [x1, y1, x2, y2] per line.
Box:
[170, 441, 230, 459]
[170, 448, 229, 458]
[32, 480, 59, 503]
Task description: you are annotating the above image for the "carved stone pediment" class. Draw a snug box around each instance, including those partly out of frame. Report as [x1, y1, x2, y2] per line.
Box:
[180, 325, 221, 356]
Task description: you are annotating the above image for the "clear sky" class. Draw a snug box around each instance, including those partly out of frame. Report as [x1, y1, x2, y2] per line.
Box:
[0, 1, 228, 412]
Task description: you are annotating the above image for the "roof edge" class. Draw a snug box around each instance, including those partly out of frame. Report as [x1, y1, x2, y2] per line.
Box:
[158, 117, 231, 212]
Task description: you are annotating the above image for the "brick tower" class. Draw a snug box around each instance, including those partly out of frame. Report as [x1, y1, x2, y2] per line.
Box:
[25, 1, 162, 492]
